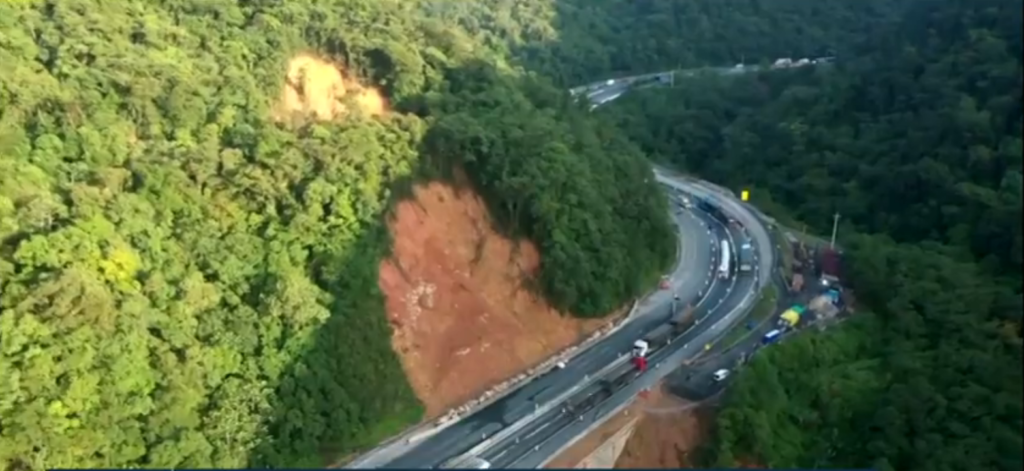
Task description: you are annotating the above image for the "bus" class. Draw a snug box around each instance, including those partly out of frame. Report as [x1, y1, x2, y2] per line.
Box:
[718, 239, 731, 279]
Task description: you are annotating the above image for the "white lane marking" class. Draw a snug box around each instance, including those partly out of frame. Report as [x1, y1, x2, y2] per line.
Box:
[523, 422, 551, 440]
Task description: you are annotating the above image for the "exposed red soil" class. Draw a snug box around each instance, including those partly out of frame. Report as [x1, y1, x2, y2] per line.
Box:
[615, 384, 715, 468]
[544, 383, 716, 469]
[379, 178, 621, 417]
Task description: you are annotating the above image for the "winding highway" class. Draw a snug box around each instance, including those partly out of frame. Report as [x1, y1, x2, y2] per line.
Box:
[374, 195, 727, 469]
[348, 68, 783, 470]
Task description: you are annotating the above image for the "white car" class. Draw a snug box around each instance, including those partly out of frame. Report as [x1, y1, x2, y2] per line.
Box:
[605, 79, 614, 85]
[712, 369, 731, 382]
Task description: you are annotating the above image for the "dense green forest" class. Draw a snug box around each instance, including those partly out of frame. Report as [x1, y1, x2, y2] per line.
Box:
[2, 0, 1020, 469]
[601, 0, 1022, 469]
[422, 0, 905, 86]
[0, 0, 678, 468]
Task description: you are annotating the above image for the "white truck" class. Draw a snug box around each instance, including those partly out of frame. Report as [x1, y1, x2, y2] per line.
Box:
[718, 239, 732, 279]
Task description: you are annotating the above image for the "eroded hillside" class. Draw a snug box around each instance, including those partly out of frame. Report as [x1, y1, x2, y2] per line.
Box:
[380, 178, 622, 415]
[275, 54, 388, 120]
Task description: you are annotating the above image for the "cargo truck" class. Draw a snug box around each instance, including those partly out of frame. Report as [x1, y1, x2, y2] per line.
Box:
[778, 305, 806, 328]
[819, 248, 843, 286]
[738, 241, 754, 272]
[631, 306, 695, 371]
[670, 307, 697, 332]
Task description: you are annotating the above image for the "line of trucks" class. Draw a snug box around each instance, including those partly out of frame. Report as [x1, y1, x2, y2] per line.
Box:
[630, 306, 697, 372]
[672, 192, 754, 280]
[761, 287, 843, 345]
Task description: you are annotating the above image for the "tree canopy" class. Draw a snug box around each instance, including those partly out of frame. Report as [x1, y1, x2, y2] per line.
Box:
[598, 0, 1022, 469]
[2, 0, 1020, 469]
[0, 0, 674, 468]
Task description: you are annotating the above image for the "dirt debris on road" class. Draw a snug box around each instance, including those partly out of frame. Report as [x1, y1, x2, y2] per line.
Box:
[379, 175, 623, 417]
[544, 395, 649, 469]
[615, 384, 715, 468]
[544, 383, 715, 469]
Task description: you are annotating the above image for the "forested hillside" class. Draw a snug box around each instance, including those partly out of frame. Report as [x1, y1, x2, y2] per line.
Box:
[604, 0, 1022, 469]
[423, 0, 904, 86]
[0, 0, 674, 469]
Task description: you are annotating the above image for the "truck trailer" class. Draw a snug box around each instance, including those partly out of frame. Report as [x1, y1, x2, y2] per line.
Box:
[632, 306, 696, 371]
[718, 239, 732, 279]
[670, 308, 696, 332]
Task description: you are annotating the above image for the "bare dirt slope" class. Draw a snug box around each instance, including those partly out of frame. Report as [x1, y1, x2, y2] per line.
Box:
[545, 383, 714, 469]
[379, 178, 619, 416]
[272, 54, 624, 418]
[276, 54, 388, 120]
[615, 385, 715, 469]
[544, 389, 655, 469]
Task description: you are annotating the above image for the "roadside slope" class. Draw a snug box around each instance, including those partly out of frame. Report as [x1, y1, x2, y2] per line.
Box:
[380, 177, 622, 416]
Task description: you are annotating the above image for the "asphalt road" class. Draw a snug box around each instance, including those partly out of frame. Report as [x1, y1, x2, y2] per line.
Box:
[483, 215, 759, 468]
[579, 58, 834, 108]
[353, 84, 778, 471]
[377, 199, 723, 469]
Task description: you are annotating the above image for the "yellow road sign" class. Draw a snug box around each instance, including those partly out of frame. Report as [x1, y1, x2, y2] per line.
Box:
[741, 189, 750, 201]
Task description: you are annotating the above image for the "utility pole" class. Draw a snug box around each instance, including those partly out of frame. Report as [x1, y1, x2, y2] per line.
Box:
[829, 213, 840, 249]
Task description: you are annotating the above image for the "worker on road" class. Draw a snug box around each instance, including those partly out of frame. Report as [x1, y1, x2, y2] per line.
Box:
[704, 343, 711, 351]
